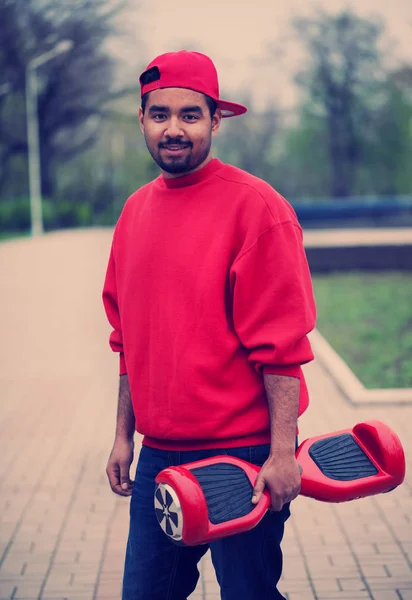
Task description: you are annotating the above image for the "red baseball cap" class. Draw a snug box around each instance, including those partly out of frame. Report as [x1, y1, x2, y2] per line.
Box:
[139, 51, 247, 118]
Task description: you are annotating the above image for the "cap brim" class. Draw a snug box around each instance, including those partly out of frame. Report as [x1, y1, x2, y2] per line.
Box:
[217, 99, 247, 118]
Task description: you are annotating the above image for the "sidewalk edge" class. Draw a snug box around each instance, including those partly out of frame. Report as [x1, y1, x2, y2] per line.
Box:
[308, 329, 412, 406]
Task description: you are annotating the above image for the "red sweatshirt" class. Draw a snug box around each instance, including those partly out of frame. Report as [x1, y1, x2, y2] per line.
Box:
[102, 158, 316, 450]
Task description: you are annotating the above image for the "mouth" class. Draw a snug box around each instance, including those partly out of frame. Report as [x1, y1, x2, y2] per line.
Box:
[160, 144, 190, 153]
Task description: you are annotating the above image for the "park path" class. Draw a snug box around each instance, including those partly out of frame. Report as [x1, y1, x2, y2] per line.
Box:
[0, 229, 411, 600]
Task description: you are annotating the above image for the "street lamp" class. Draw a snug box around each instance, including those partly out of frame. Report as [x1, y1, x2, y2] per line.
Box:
[26, 41, 72, 236]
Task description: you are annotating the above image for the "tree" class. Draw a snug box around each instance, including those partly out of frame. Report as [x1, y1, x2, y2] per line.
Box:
[0, 0, 133, 197]
[275, 106, 330, 199]
[362, 69, 412, 195]
[293, 9, 387, 197]
[214, 93, 282, 187]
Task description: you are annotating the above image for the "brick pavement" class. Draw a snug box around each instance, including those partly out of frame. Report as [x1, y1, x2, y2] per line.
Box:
[0, 229, 411, 600]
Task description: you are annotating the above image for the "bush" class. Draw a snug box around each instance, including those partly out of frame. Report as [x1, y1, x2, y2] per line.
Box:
[0, 197, 31, 232]
[43, 199, 93, 229]
[0, 196, 94, 232]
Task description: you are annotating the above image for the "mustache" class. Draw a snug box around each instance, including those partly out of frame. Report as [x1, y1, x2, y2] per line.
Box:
[159, 139, 193, 148]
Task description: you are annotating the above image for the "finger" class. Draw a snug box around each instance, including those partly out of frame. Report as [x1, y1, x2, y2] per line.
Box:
[270, 494, 284, 512]
[107, 464, 133, 496]
[291, 484, 301, 501]
[286, 478, 301, 502]
[114, 484, 133, 497]
[106, 462, 120, 489]
[272, 487, 299, 511]
[252, 475, 265, 504]
[119, 462, 133, 491]
[111, 481, 134, 497]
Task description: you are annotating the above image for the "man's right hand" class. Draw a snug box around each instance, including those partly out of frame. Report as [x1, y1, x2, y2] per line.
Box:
[106, 438, 134, 496]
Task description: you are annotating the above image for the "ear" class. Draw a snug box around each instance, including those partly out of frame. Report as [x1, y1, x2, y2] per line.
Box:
[211, 108, 222, 136]
[138, 107, 145, 134]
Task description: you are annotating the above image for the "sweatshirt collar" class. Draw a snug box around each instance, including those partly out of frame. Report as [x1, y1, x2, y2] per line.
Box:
[158, 158, 223, 189]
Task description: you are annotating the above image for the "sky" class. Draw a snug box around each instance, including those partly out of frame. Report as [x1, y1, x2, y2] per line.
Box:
[112, 0, 412, 111]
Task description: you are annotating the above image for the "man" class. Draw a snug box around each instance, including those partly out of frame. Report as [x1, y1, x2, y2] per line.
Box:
[102, 50, 316, 600]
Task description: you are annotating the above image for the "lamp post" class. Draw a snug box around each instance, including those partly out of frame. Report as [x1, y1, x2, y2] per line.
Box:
[25, 41, 72, 236]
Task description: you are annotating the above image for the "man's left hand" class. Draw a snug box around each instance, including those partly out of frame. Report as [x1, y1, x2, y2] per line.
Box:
[251, 453, 301, 511]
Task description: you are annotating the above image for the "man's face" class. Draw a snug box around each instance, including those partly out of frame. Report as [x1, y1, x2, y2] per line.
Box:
[138, 88, 221, 177]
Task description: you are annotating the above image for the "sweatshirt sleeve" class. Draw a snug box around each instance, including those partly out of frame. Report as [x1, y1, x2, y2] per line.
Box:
[230, 220, 316, 377]
[102, 236, 127, 375]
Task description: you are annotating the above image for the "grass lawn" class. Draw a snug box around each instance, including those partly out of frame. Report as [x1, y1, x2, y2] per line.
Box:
[0, 231, 30, 242]
[312, 272, 412, 389]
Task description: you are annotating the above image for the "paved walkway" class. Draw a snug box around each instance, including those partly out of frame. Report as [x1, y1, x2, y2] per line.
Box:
[303, 228, 412, 247]
[0, 229, 411, 600]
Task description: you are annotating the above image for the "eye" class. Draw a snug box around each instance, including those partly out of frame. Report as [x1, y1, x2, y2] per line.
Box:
[152, 114, 167, 121]
[183, 115, 199, 121]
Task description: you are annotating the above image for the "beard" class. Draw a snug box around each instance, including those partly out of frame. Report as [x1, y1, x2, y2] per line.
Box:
[155, 147, 193, 174]
[145, 134, 212, 175]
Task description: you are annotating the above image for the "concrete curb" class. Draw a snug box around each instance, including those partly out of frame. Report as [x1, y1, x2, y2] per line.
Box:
[303, 227, 412, 247]
[308, 329, 412, 405]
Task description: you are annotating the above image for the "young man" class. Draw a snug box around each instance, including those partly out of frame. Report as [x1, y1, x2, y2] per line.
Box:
[102, 50, 316, 600]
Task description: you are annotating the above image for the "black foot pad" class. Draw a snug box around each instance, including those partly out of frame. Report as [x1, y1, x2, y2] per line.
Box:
[309, 434, 378, 481]
[191, 464, 253, 524]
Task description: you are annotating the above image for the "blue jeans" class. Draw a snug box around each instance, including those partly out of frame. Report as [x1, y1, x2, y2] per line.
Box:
[123, 444, 291, 600]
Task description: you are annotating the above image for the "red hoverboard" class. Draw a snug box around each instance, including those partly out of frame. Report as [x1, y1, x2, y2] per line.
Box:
[154, 420, 405, 546]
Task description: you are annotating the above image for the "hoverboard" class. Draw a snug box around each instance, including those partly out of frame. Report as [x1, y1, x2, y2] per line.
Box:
[154, 420, 405, 546]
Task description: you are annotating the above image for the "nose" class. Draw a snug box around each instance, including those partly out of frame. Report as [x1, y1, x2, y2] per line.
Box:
[164, 116, 184, 138]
